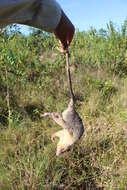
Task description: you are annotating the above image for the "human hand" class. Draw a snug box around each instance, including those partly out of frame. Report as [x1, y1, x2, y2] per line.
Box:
[54, 11, 75, 53]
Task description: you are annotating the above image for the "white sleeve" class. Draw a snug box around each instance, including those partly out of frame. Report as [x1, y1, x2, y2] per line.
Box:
[30, 0, 62, 32]
[0, 0, 62, 32]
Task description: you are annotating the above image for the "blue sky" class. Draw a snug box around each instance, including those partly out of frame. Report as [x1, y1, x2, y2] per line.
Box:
[20, 0, 127, 34]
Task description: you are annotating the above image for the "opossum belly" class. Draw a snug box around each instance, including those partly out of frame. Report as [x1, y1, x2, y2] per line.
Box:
[62, 108, 74, 122]
[59, 129, 73, 146]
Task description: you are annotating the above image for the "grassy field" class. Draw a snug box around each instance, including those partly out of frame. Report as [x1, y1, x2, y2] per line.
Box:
[0, 22, 127, 189]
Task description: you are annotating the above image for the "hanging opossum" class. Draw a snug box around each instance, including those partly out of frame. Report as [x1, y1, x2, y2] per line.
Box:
[41, 52, 84, 156]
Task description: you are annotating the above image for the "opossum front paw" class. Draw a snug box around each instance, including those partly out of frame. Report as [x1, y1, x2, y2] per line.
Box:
[51, 133, 56, 142]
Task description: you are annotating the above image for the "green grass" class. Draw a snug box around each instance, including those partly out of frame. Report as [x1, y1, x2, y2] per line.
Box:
[0, 24, 127, 189]
[1, 65, 127, 189]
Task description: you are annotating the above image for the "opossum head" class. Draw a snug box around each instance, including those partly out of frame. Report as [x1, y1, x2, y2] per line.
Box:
[56, 144, 66, 156]
[56, 142, 71, 156]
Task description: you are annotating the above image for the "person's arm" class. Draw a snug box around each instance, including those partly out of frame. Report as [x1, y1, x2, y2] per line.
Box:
[26, 0, 75, 52]
[0, 0, 75, 51]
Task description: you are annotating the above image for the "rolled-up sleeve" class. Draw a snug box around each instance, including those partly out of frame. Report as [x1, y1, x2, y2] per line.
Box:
[0, 0, 62, 32]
